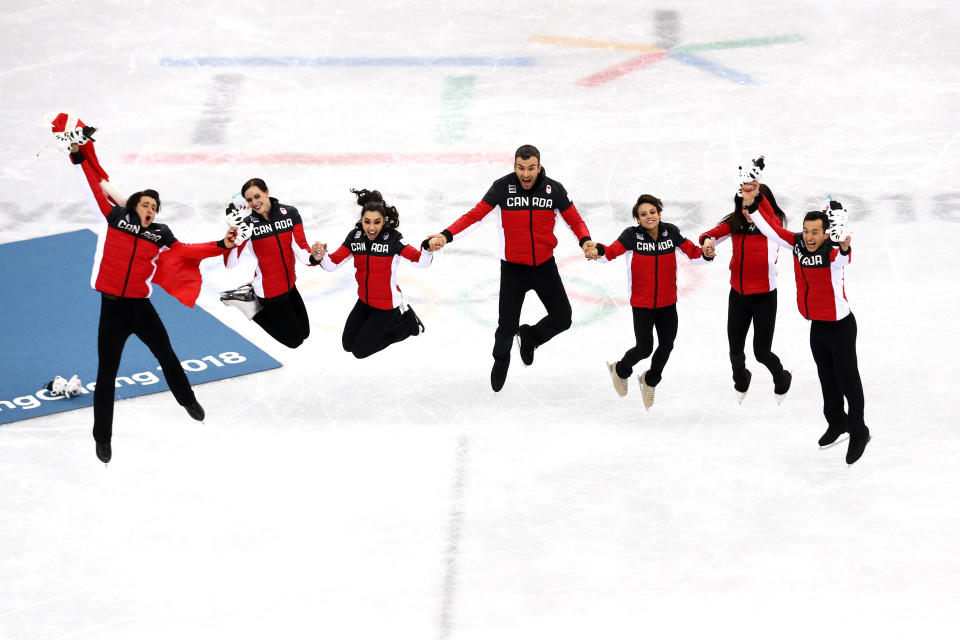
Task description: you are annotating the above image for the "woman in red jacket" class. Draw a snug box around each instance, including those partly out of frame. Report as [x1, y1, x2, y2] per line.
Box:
[598, 194, 714, 409]
[220, 178, 322, 348]
[700, 180, 792, 403]
[747, 180, 869, 465]
[315, 188, 432, 358]
[61, 126, 235, 464]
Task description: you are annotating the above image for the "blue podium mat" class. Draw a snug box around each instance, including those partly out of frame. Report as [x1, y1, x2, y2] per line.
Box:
[0, 230, 281, 425]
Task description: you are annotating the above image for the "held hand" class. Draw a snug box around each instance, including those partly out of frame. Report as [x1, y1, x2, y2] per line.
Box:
[582, 241, 599, 260]
[701, 237, 716, 259]
[427, 234, 447, 251]
[839, 235, 851, 252]
[223, 226, 238, 249]
[311, 241, 327, 260]
[740, 181, 760, 206]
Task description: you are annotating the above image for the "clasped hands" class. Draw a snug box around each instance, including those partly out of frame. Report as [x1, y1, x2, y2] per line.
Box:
[311, 241, 327, 260]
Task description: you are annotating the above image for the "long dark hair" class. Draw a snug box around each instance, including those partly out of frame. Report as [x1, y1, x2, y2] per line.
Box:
[721, 183, 786, 234]
[126, 189, 161, 216]
[351, 188, 399, 229]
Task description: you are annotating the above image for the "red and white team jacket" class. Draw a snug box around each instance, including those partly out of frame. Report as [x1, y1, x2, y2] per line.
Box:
[598, 223, 710, 309]
[750, 195, 851, 322]
[699, 219, 781, 295]
[224, 198, 316, 298]
[441, 169, 591, 266]
[71, 146, 227, 306]
[321, 227, 432, 310]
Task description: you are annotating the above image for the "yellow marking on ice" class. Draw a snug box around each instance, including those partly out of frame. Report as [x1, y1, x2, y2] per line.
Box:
[528, 35, 664, 53]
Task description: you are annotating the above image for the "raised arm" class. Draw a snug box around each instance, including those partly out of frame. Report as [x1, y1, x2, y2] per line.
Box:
[745, 184, 794, 250]
[699, 221, 732, 245]
[69, 144, 116, 218]
[49, 114, 127, 217]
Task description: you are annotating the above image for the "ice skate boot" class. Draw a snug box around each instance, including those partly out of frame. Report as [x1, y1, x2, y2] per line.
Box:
[220, 283, 255, 301]
[846, 427, 870, 465]
[491, 360, 509, 392]
[184, 401, 205, 422]
[773, 370, 792, 405]
[638, 370, 655, 410]
[95, 440, 112, 464]
[220, 284, 262, 320]
[733, 367, 752, 404]
[607, 361, 628, 397]
[818, 422, 848, 449]
[402, 304, 425, 336]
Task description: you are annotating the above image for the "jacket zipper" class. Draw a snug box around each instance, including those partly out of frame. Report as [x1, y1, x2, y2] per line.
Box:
[529, 206, 536, 265]
[800, 256, 810, 318]
[364, 237, 372, 304]
[738, 233, 746, 293]
[121, 234, 139, 297]
[652, 226, 660, 308]
[274, 232, 291, 289]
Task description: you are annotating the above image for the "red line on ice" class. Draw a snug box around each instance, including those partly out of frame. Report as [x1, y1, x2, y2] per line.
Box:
[576, 51, 670, 87]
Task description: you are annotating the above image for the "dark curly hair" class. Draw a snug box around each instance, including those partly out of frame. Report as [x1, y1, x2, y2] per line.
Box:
[126, 189, 161, 217]
[804, 210, 830, 230]
[721, 183, 786, 234]
[351, 188, 399, 229]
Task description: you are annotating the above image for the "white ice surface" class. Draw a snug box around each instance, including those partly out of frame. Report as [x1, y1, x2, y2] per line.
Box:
[2, 1, 960, 638]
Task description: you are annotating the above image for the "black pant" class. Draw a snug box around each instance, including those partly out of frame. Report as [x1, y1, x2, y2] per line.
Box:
[341, 300, 412, 358]
[494, 258, 572, 363]
[810, 313, 866, 435]
[93, 295, 196, 443]
[615, 305, 678, 387]
[728, 289, 784, 377]
[254, 285, 310, 348]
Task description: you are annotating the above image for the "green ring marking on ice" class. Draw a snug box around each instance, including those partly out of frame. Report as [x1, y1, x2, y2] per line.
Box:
[436, 75, 476, 145]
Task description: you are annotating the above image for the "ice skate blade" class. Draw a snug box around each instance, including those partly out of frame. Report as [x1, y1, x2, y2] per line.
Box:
[819, 434, 849, 450]
[737, 391, 746, 405]
[515, 335, 529, 367]
[775, 393, 786, 405]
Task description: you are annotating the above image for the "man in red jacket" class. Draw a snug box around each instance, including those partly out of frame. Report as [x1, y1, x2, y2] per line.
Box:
[58, 118, 235, 464]
[427, 145, 597, 391]
[748, 181, 869, 465]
